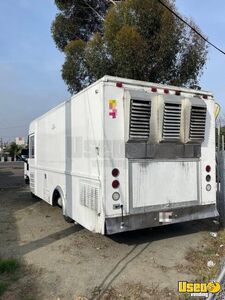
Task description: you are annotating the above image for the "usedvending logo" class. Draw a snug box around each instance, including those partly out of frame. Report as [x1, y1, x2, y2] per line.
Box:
[178, 281, 221, 297]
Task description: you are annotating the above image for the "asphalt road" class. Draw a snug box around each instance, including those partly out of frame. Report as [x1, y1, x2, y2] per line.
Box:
[0, 162, 217, 299]
[0, 161, 24, 189]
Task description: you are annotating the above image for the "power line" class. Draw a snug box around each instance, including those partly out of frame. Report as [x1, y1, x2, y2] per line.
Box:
[158, 0, 225, 56]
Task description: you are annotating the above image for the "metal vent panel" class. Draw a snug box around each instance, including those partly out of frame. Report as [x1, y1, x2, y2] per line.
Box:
[189, 106, 207, 141]
[30, 172, 35, 193]
[129, 99, 151, 140]
[163, 103, 181, 140]
[80, 180, 99, 212]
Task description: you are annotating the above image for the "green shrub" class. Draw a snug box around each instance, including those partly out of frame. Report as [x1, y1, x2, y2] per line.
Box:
[0, 259, 18, 274]
[0, 282, 7, 297]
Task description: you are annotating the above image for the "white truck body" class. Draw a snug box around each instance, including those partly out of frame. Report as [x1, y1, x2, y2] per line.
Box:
[27, 76, 218, 234]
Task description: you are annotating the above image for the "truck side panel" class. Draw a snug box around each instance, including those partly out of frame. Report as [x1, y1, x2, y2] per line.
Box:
[29, 82, 105, 233]
[68, 82, 104, 233]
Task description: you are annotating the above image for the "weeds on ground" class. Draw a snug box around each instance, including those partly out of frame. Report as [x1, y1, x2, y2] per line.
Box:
[0, 258, 19, 298]
[0, 282, 7, 297]
[0, 258, 18, 274]
[90, 226, 225, 300]
[91, 282, 178, 300]
[0, 259, 39, 300]
[178, 228, 225, 282]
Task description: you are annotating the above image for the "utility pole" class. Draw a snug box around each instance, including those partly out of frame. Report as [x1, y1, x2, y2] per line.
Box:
[0, 137, 3, 160]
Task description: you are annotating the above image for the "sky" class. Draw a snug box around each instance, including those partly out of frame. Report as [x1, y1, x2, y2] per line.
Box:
[0, 0, 68, 142]
[0, 0, 225, 142]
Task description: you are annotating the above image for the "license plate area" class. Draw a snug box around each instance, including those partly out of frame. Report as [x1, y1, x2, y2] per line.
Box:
[159, 211, 173, 223]
[129, 159, 200, 214]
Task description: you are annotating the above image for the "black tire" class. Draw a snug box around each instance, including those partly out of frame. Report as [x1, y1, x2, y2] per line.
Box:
[25, 176, 30, 185]
[63, 215, 74, 223]
[31, 192, 38, 199]
[53, 191, 74, 223]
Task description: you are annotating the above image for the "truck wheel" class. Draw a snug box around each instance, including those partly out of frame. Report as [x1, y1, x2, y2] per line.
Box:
[63, 215, 74, 223]
[53, 190, 74, 223]
[57, 196, 63, 208]
[25, 176, 29, 185]
[31, 192, 37, 199]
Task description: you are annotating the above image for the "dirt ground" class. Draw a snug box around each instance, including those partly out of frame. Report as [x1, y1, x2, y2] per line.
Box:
[0, 162, 219, 300]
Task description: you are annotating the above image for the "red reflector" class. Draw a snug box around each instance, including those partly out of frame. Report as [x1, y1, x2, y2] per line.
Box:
[164, 89, 169, 94]
[203, 95, 208, 99]
[206, 165, 211, 172]
[112, 180, 120, 189]
[112, 168, 120, 177]
[175, 91, 181, 96]
[116, 82, 123, 88]
[151, 87, 157, 92]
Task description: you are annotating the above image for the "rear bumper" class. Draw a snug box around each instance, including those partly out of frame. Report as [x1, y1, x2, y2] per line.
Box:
[105, 204, 219, 235]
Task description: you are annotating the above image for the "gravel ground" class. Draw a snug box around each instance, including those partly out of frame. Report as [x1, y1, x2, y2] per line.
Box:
[0, 162, 218, 299]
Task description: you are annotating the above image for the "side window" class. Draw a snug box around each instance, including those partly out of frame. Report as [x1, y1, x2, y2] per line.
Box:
[29, 135, 35, 158]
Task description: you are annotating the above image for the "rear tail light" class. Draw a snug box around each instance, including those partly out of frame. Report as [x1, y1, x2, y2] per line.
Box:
[203, 95, 208, 99]
[206, 184, 211, 191]
[164, 89, 169, 94]
[112, 168, 120, 177]
[112, 192, 120, 201]
[206, 165, 211, 172]
[151, 87, 157, 92]
[112, 180, 120, 189]
[116, 82, 123, 88]
[175, 91, 181, 96]
[206, 175, 211, 182]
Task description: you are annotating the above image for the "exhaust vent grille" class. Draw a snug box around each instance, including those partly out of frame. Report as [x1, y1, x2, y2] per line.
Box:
[189, 106, 207, 141]
[163, 103, 181, 140]
[80, 180, 99, 212]
[30, 172, 35, 193]
[129, 99, 151, 140]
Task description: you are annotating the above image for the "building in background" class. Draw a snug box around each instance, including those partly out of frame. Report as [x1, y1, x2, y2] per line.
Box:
[15, 137, 25, 146]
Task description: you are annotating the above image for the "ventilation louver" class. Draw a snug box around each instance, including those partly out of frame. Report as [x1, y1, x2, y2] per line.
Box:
[80, 181, 99, 212]
[163, 102, 181, 140]
[129, 99, 151, 140]
[30, 172, 35, 193]
[189, 106, 207, 141]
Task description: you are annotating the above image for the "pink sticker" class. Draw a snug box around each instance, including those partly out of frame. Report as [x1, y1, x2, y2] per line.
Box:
[109, 100, 117, 119]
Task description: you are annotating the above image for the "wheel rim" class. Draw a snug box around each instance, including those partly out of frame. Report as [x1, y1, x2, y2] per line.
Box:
[57, 196, 63, 207]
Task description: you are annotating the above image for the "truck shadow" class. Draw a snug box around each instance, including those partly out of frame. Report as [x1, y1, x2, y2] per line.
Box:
[19, 223, 82, 256]
[110, 219, 218, 246]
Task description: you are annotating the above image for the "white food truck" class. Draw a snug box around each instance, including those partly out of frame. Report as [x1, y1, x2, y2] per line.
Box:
[25, 76, 218, 234]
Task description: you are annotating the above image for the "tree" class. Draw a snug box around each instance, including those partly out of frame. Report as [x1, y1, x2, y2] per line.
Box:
[52, 0, 208, 93]
[52, 0, 110, 51]
[7, 142, 22, 161]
